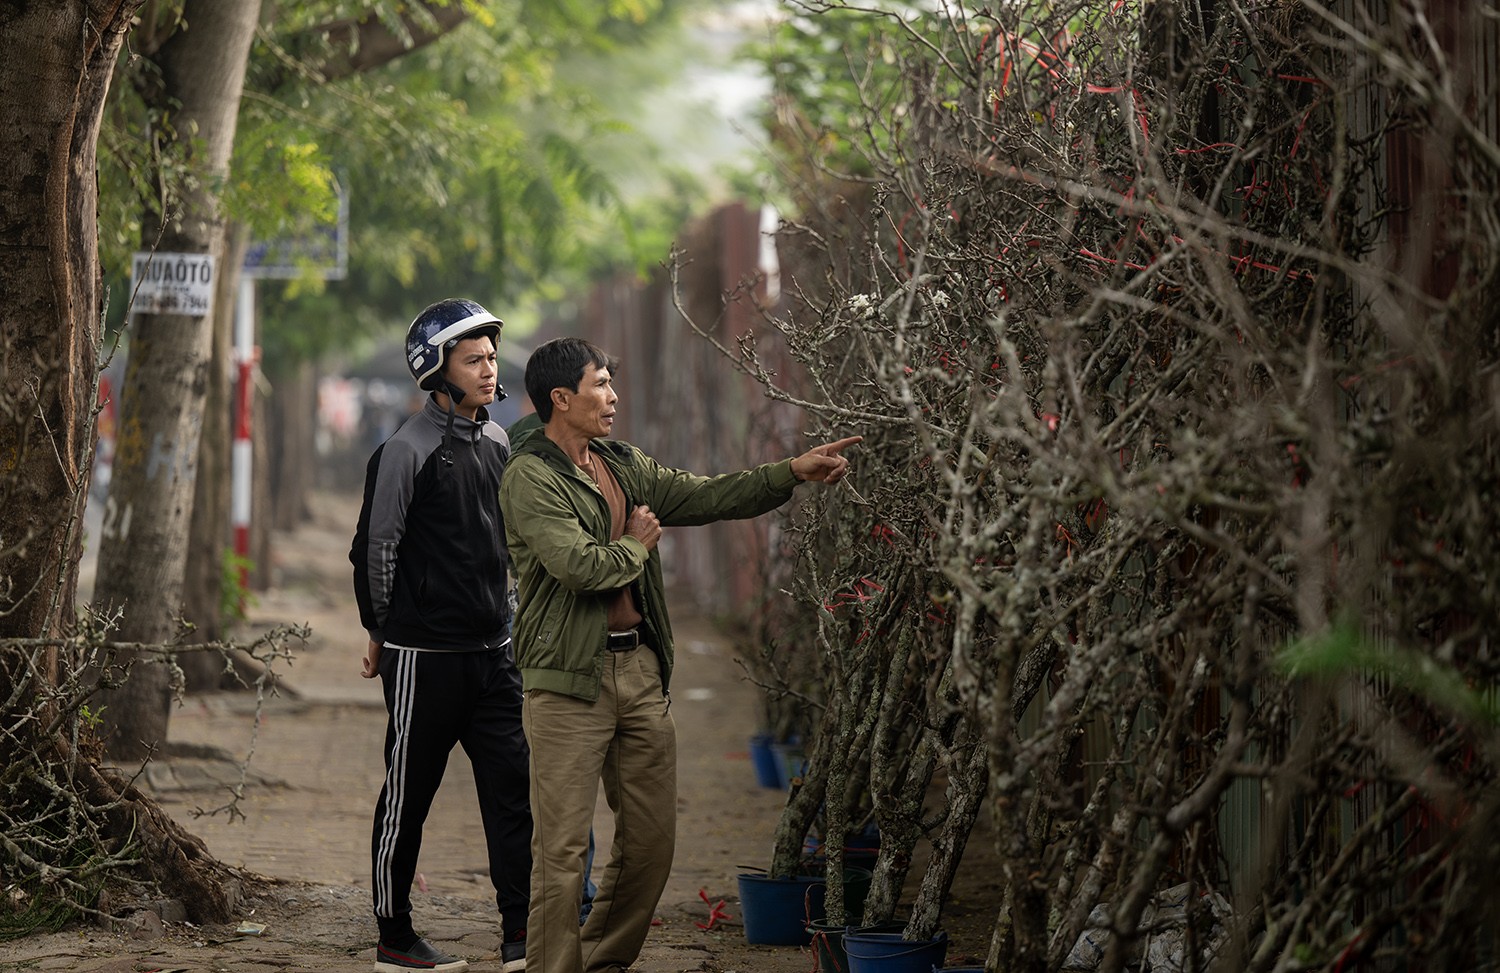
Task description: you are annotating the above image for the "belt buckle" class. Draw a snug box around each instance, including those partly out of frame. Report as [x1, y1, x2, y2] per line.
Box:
[609, 630, 638, 651]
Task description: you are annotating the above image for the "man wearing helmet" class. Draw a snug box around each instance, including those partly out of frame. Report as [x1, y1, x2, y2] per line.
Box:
[351, 298, 531, 973]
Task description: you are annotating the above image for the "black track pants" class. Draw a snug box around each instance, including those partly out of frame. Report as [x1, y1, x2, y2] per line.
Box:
[372, 642, 532, 941]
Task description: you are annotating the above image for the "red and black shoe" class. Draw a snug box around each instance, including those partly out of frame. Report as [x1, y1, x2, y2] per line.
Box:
[374, 937, 468, 972]
[501, 928, 526, 973]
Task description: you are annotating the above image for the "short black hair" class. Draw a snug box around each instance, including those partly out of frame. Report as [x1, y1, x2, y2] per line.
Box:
[525, 337, 619, 423]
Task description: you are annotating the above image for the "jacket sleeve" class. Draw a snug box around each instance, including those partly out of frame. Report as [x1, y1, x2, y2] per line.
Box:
[350, 438, 420, 643]
[502, 457, 651, 593]
[633, 448, 799, 527]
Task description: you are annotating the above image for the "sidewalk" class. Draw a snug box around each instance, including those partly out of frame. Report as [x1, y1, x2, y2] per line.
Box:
[0, 491, 814, 973]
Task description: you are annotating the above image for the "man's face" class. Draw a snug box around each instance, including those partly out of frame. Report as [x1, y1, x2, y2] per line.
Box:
[444, 334, 499, 408]
[557, 362, 617, 439]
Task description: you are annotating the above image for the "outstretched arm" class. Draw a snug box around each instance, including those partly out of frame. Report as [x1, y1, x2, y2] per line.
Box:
[790, 436, 863, 484]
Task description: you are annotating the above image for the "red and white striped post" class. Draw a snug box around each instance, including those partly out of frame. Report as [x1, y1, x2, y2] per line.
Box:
[232, 276, 256, 610]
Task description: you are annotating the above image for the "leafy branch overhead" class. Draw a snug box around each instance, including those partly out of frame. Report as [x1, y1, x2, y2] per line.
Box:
[101, 0, 700, 358]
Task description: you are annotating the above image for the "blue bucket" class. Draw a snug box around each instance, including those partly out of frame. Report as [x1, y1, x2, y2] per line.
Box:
[737, 868, 873, 945]
[844, 928, 948, 973]
[748, 734, 781, 788]
[807, 919, 849, 971]
[845, 830, 880, 871]
[771, 740, 805, 788]
[738, 873, 825, 945]
[809, 920, 903, 972]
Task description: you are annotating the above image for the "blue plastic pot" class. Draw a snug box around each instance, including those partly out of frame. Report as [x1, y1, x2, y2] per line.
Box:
[808, 920, 903, 972]
[844, 927, 949, 973]
[844, 829, 881, 872]
[737, 868, 873, 946]
[738, 873, 824, 945]
[748, 734, 781, 788]
[771, 740, 805, 788]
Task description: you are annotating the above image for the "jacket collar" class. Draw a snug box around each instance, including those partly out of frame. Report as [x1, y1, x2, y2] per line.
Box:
[516, 430, 630, 476]
[420, 393, 489, 433]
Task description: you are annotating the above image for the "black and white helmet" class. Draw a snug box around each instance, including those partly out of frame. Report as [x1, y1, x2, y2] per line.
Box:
[405, 298, 503, 391]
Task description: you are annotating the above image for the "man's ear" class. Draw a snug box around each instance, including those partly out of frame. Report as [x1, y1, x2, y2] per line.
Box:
[550, 387, 570, 413]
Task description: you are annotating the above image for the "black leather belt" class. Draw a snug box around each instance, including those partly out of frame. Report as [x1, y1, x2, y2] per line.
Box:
[606, 630, 641, 651]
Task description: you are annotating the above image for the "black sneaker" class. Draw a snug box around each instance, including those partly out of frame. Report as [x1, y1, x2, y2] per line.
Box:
[501, 931, 526, 973]
[374, 938, 469, 972]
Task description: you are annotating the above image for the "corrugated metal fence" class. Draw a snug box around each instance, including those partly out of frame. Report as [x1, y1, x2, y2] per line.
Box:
[539, 201, 808, 622]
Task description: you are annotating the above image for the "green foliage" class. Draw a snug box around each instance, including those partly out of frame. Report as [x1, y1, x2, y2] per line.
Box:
[88, 0, 792, 392]
[220, 548, 257, 623]
[97, 89, 153, 277]
[746, 4, 916, 179]
[237, 1, 726, 366]
[0, 878, 90, 941]
[97, 69, 213, 278]
[224, 129, 341, 243]
[96, 0, 741, 368]
[77, 703, 105, 730]
[1279, 621, 1500, 727]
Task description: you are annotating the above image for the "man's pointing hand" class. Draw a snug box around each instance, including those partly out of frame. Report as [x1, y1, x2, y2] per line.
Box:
[791, 435, 863, 484]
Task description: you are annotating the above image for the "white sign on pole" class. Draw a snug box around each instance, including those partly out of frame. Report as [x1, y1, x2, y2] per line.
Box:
[129, 251, 216, 317]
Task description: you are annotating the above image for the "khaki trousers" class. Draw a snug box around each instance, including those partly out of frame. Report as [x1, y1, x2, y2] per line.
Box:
[523, 646, 677, 973]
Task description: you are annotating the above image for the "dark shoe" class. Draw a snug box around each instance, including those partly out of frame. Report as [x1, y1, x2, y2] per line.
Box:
[374, 938, 469, 972]
[501, 931, 526, 973]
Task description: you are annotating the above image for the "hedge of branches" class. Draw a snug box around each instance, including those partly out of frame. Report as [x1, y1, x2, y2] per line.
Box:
[709, 2, 1500, 970]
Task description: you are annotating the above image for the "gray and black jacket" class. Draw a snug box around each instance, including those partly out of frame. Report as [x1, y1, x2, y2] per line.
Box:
[351, 395, 511, 651]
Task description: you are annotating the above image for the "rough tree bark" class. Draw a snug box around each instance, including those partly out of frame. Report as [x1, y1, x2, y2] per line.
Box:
[0, 0, 242, 924]
[905, 708, 989, 943]
[179, 229, 243, 689]
[161, 3, 477, 647]
[0, 3, 129, 643]
[92, 0, 264, 761]
[267, 360, 316, 533]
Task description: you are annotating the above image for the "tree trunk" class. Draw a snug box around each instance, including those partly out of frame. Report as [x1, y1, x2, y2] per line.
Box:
[270, 360, 316, 532]
[906, 712, 989, 943]
[0, 0, 240, 925]
[0, 3, 135, 646]
[240, 358, 317, 595]
[179, 229, 245, 690]
[844, 620, 935, 927]
[93, 0, 264, 760]
[770, 694, 833, 876]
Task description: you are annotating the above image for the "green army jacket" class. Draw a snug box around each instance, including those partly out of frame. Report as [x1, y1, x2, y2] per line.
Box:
[499, 431, 799, 701]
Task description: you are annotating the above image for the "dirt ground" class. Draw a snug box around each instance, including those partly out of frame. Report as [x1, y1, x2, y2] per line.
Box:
[0, 490, 998, 973]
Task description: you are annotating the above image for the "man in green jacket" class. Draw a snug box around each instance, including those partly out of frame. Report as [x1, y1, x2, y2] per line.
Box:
[499, 337, 858, 973]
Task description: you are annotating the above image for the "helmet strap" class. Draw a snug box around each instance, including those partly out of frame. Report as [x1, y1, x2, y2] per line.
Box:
[437, 380, 465, 467]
